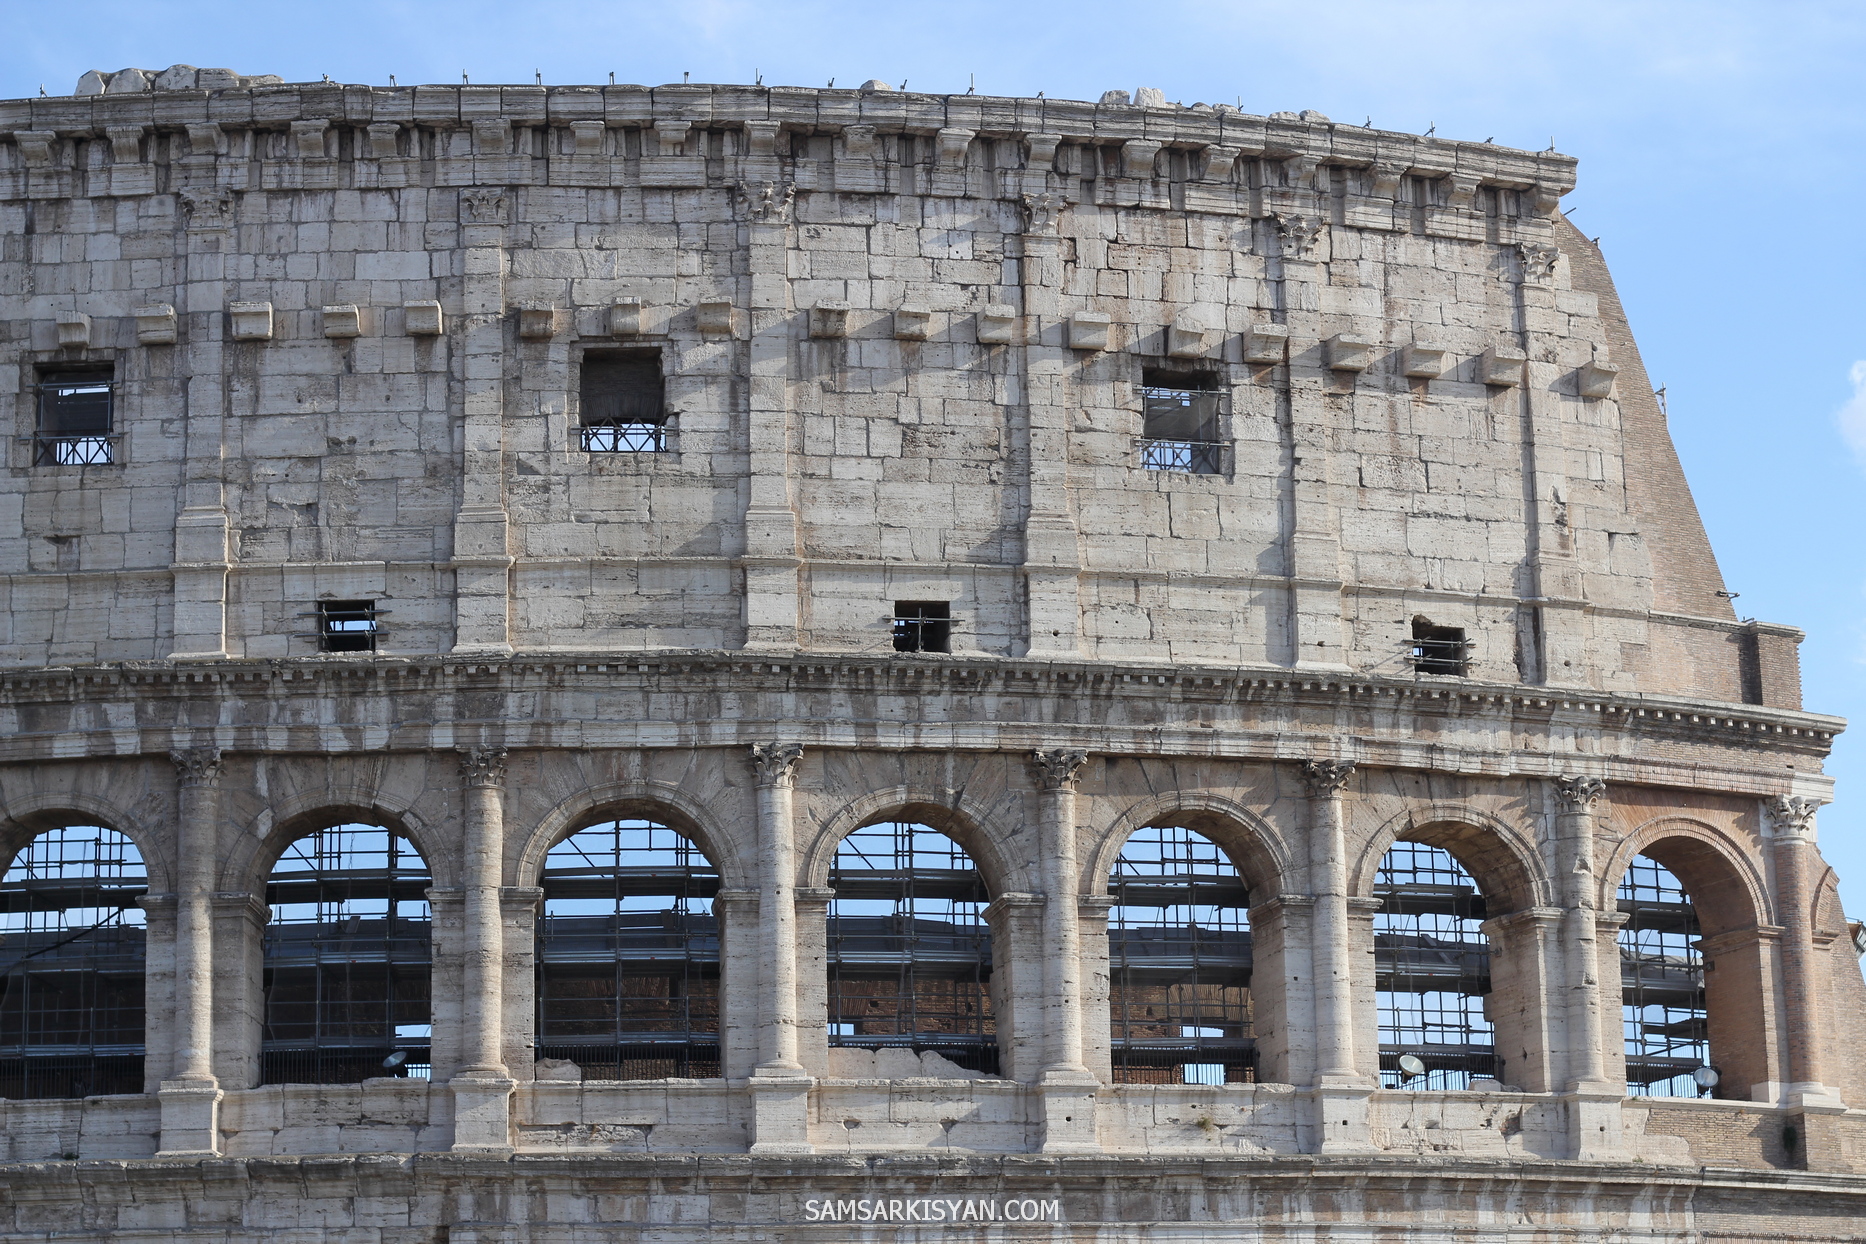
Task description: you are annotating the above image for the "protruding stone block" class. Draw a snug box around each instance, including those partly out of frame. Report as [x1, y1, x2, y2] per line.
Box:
[810, 300, 851, 339]
[55, 311, 92, 349]
[607, 299, 642, 337]
[321, 305, 362, 339]
[977, 304, 1017, 345]
[697, 300, 736, 337]
[1401, 342, 1449, 379]
[1578, 358, 1620, 398]
[1479, 344, 1527, 387]
[404, 301, 444, 336]
[1324, 334, 1376, 372]
[518, 304, 558, 340]
[1242, 323, 1290, 363]
[893, 305, 931, 341]
[1068, 311, 1112, 352]
[229, 302, 273, 341]
[1121, 139, 1163, 179]
[1167, 315, 1213, 359]
[134, 304, 178, 345]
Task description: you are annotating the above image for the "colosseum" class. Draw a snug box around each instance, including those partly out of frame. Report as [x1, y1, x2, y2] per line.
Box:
[0, 62, 1860, 1241]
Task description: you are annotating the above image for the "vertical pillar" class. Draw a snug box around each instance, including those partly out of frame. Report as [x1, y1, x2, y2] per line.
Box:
[1019, 195, 1084, 656]
[452, 188, 514, 655]
[1515, 244, 1587, 686]
[1030, 747, 1098, 1153]
[170, 199, 233, 660]
[1767, 795, 1848, 1169]
[748, 741, 813, 1153]
[451, 746, 515, 1152]
[1552, 775, 1623, 1159]
[1301, 758, 1372, 1153]
[740, 186, 803, 650]
[157, 747, 223, 1156]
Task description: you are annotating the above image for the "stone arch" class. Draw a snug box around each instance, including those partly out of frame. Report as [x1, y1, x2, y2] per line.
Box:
[1351, 803, 1551, 916]
[0, 788, 170, 896]
[1599, 815, 1769, 938]
[799, 785, 1023, 897]
[1082, 790, 1290, 900]
[515, 779, 746, 891]
[223, 791, 439, 897]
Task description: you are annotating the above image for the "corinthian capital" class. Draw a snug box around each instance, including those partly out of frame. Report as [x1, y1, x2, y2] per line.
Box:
[1031, 747, 1090, 791]
[1768, 795, 1821, 838]
[458, 746, 507, 789]
[1554, 775, 1607, 813]
[1301, 759, 1355, 797]
[751, 742, 803, 786]
[170, 747, 223, 787]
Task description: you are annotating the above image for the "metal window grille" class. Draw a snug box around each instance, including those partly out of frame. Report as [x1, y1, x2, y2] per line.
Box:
[315, 600, 382, 653]
[260, 824, 431, 1086]
[892, 601, 951, 653]
[34, 371, 116, 466]
[1375, 841, 1497, 1090]
[1618, 856, 1710, 1097]
[827, 821, 995, 1071]
[580, 351, 666, 453]
[1139, 371, 1224, 476]
[1108, 825, 1255, 1084]
[0, 825, 146, 1099]
[535, 819, 720, 1079]
[1411, 621, 1469, 676]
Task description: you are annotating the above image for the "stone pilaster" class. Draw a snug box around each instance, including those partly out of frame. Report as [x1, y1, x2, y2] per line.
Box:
[1019, 194, 1083, 656]
[1551, 774, 1622, 1159]
[1031, 746, 1098, 1153]
[451, 188, 514, 655]
[1767, 795, 1848, 1168]
[157, 746, 223, 1157]
[451, 745, 515, 1153]
[169, 193, 233, 660]
[749, 741, 812, 1153]
[1516, 244, 1587, 685]
[1301, 758, 1372, 1154]
[740, 184, 803, 650]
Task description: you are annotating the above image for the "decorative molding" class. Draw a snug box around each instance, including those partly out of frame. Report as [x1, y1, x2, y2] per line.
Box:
[1768, 795, 1821, 838]
[1031, 747, 1090, 791]
[750, 741, 803, 786]
[1021, 191, 1064, 236]
[458, 746, 508, 789]
[737, 181, 796, 224]
[177, 186, 235, 230]
[1301, 759, 1355, 797]
[170, 747, 224, 787]
[1517, 242, 1560, 284]
[1271, 212, 1325, 258]
[460, 188, 508, 223]
[1554, 775, 1607, 812]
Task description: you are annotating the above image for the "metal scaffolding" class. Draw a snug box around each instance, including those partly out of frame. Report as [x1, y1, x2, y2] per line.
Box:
[826, 821, 996, 1073]
[261, 824, 432, 1085]
[1375, 841, 1498, 1089]
[1107, 824, 1254, 1084]
[0, 825, 146, 1099]
[1618, 855, 1710, 1096]
[536, 818, 721, 1079]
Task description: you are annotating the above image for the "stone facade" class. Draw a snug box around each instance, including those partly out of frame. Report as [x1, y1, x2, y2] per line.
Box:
[0, 71, 1862, 1241]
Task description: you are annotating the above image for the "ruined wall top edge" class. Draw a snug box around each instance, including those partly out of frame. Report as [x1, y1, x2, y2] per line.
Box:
[0, 82, 1577, 194]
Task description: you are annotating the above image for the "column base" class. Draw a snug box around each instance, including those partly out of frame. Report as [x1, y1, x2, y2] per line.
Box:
[748, 1072, 815, 1154]
[1035, 1074, 1101, 1153]
[1307, 1077, 1376, 1154]
[1563, 1083, 1626, 1161]
[156, 1079, 224, 1157]
[450, 1074, 516, 1153]
[1789, 1091, 1853, 1173]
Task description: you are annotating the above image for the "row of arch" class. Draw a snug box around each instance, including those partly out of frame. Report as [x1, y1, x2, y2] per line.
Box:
[0, 810, 1714, 1100]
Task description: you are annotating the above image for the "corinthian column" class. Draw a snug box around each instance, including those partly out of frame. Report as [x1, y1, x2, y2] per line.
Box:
[157, 746, 224, 1157]
[451, 746, 515, 1152]
[1302, 759, 1358, 1082]
[1767, 796, 1836, 1101]
[751, 742, 805, 1074]
[1032, 747, 1090, 1077]
[1552, 775, 1610, 1089]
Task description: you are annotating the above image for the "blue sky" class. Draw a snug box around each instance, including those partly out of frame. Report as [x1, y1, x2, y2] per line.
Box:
[5, 0, 1865, 907]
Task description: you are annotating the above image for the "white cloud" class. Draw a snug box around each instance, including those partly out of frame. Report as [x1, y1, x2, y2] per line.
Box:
[1840, 360, 1866, 469]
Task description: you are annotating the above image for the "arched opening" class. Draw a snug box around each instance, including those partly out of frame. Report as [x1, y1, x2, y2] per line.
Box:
[826, 821, 996, 1073]
[1618, 855, 1710, 1097]
[0, 825, 147, 1098]
[1107, 824, 1253, 1084]
[1374, 841, 1496, 1089]
[260, 823, 432, 1085]
[535, 818, 720, 1079]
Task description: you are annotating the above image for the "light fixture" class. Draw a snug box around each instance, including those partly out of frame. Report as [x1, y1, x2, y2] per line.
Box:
[1692, 1066, 1720, 1090]
[1397, 1053, 1427, 1080]
[382, 1050, 409, 1070]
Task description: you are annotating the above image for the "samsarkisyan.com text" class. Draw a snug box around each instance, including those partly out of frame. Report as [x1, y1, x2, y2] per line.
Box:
[800, 1198, 1064, 1223]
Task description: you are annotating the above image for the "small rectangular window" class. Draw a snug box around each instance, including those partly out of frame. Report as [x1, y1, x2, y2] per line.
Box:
[1411, 620, 1469, 676]
[35, 368, 115, 465]
[893, 601, 951, 654]
[579, 350, 667, 452]
[1139, 368, 1223, 475]
[318, 600, 381, 653]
